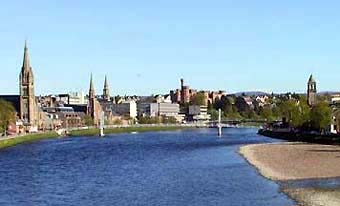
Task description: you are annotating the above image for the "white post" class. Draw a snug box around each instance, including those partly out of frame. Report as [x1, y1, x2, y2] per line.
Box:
[218, 109, 222, 137]
[99, 111, 105, 137]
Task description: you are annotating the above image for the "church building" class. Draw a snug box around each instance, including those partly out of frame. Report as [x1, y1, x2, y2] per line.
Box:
[0, 41, 42, 132]
[307, 74, 317, 106]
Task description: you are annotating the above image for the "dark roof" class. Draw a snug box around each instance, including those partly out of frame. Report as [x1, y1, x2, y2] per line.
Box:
[0, 95, 20, 112]
[64, 104, 87, 113]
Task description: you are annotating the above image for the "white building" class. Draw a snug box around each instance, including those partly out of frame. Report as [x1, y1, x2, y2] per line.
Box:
[68, 92, 87, 105]
[331, 94, 340, 104]
[188, 105, 211, 122]
[137, 102, 183, 122]
[112, 100, 137, 119]
[154, 95, 172, 103]
[138, 103, 179, 117]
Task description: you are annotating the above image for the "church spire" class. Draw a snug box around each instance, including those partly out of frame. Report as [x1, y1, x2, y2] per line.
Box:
[308, 74, 316, 83]
[104, 75, 108, 88]
[89, 73, 95, 98]
[19, 39, 37, 126]
[103, 75, 110, 101]
[22, 40, 31, 71]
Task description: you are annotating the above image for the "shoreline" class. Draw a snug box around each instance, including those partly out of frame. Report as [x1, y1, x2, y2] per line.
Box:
[0, 125, 190, 150]
[0, 132, 59, 149]
[239, 143, 340, 206]
[68, 125, 187, 136]
[258, 129, 340, 145]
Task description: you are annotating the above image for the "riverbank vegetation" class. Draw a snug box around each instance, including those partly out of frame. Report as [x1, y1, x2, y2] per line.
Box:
[0, 100, 16, 134]
[206, 94, 332, 131]
[68, 126, 184, 137]
[0, 132, 59, 149]
[138, 116, 177, 124]
[0, 126, 185, 149]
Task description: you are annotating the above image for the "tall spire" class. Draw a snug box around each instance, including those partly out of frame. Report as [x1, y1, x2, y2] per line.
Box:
[22, 40, 31, 71]
[104, 75, 108, 88]
[308, 74, 316, 83]
[89, 73, 95, 98]
[103, 75, 110, 100]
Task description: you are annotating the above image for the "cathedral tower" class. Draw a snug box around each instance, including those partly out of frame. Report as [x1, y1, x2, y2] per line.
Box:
[19, 41, 37, 126]
[307, 74, 317, 106]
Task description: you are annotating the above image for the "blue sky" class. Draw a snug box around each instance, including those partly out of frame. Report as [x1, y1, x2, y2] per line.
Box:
[1, 0, 340, 95]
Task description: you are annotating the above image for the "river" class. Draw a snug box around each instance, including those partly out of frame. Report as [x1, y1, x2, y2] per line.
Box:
[0, 128, 295, 205]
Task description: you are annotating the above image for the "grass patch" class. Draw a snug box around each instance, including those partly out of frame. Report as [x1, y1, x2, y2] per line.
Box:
[0, 126, 186, 149]
[69, 126, 185, 137]
[0, 132, 59, 149]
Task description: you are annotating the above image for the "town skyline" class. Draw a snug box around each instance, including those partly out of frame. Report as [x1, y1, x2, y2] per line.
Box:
[2, 1, 340, 95]
[1, 2, 340, 206]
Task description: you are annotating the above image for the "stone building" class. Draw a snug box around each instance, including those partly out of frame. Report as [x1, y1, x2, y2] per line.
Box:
[87, 74, 103, 126]
[170, 78, 226, 106]
[0, 41, 43, 132]
[19, 41, 39, 128]
[170, 79, 198, 104]
[307, 74, 317, 106]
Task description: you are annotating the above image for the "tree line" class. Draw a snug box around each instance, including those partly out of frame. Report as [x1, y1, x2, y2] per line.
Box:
[190, 93, 332, 132]
[0, 100, 16, 134]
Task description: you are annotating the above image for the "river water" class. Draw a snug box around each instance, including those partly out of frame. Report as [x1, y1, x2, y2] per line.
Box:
[0, 128, 295, 205]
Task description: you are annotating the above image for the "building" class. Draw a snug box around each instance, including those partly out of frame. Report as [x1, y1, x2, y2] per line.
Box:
[154, 94, 172, 103]
[87, 74, 103, 125]
[43, 106, 85, 129]
[170, 78, 226, 106]
[187, 105, 211, 122]
[19, 41, 39, 128]
[307, 74, 317, 106]
[330, 94, 340, 104]
[0, 41, 43, 133]
[170, 79, 197, 104]
[111, 100, 137, 119]
[137, 102, 183, 123]
[138, 102, 179, 116]
[55, 112, 85, 128]
[68, 92, 87, 105]
[208, 90, 227, 105]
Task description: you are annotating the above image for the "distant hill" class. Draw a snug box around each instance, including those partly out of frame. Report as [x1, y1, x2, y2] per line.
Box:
[232, 91, 340, 97]
[233, 91, 270, 97]
[318, 91, 340, 95]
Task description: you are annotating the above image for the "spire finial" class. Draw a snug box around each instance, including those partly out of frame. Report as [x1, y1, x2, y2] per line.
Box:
[308, 74, 315, 83]
[89, 73, 95, 98]
[104, 75, 108, 87]
[103, 75, 110, 100]
[22, 39, 31, 70]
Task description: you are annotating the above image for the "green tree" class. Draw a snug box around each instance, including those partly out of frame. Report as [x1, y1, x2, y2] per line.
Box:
[138, 116, 161, 124]
[191, 92, 206, 106]
[83, 115, 94, 126]
[259, 106, 274, 121]
[278, 100, 310, 128]
[208, 109, 220, 121]
[310, 102, 332, 132]
[271, 105, 281, 119]
[0, 99, 16, 134]
[162, 116, 177, 124]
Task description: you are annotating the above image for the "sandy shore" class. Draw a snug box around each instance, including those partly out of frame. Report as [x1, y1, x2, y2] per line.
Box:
[239, 143, 340, 206]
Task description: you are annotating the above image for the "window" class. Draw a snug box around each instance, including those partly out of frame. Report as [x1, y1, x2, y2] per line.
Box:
[23, 88, 28, 96]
